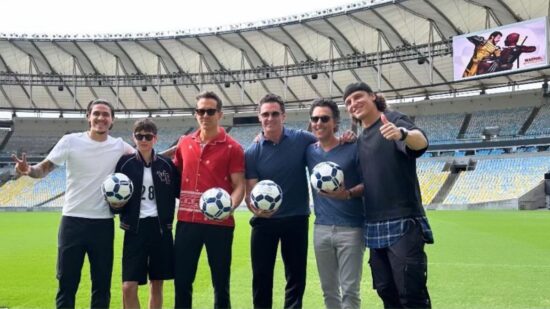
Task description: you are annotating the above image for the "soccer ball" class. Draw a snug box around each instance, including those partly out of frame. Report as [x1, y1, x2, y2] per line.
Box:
[101, 173, 134, 207]
[310, 161, 344, 192]
[200, 187, 232, 220]
[250, 180, 283, 212]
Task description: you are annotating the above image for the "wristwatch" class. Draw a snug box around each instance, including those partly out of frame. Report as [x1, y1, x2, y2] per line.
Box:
[346, 190, 352, 200]
[399, 128, 409, 141]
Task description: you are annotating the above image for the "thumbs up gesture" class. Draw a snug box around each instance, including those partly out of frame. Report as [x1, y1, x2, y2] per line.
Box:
[379, 114, 406, 141]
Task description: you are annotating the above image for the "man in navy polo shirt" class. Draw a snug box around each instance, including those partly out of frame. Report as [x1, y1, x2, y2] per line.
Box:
[245, 93, 316, 309]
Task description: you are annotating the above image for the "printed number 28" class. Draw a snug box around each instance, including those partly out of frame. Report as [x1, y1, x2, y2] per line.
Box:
[141, 186, 155, 200]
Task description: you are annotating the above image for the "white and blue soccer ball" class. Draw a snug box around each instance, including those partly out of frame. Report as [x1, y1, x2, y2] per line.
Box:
[250, 180, 283, 212]
[101, 173, 134, 207]
[310, 161, 344, 192]
[200, 187, 232, 220]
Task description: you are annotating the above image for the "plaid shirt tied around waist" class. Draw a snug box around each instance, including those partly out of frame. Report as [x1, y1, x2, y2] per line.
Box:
[364, 216, 434, 249]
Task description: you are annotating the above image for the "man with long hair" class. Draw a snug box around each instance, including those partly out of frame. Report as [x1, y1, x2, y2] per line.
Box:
[344, 82, 433, 309]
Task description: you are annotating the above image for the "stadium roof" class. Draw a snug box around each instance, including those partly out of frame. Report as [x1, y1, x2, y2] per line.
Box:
[0, 0, 548, 112]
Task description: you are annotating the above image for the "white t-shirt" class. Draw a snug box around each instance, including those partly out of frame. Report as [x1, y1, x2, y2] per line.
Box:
[139, 166, 158, 218]
[47, 132, 134, 219]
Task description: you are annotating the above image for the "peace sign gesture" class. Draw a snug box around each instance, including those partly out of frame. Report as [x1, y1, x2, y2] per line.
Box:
[12, 152, 31, 176]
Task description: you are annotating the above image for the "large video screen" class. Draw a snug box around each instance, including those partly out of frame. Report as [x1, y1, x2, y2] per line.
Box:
[453, 17, 548, 81]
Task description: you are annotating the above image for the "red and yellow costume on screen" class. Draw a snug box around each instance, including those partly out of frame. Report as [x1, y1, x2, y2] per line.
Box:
[173, 127, 245, 227]
[463, 35, 501, 77]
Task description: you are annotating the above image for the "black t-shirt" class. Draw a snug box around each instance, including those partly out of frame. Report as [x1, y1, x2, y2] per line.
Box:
[358, 110, 428, 222]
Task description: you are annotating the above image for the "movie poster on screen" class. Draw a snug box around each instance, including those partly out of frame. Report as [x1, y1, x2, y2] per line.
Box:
[453, 17, 548, 81]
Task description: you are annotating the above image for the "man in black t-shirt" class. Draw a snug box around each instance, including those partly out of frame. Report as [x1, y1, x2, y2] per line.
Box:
[343, 82, 433, 309]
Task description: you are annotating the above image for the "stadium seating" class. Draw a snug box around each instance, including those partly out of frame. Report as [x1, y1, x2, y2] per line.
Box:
[444, 156, 550, 204]
[284, 120, 308, 131]
[2, 118, 85, 155]
[464, 107, 532, 138]
[0, 167, 66, 207]
[338, 118, 353, 133]
[0, 103, 548, 209]
[526, 104, 550, 136]
[0, 129, 10, 145]
[414, 113, 464, 144]
[40, 195, 65, 207]
[229, 125, 262, 149]
[417, 160, 449, 205]
[107, 125, 188, 152]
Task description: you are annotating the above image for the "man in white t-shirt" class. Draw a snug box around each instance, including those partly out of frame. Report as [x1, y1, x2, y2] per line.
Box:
[12, 99, 134, 309]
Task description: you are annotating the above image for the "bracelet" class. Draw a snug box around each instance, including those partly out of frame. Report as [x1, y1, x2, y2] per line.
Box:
[346, 190, 352, 200]
[399, 127, 408, 141]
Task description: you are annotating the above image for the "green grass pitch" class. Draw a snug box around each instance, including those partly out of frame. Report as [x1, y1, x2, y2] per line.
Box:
[1, 210, 550, 308]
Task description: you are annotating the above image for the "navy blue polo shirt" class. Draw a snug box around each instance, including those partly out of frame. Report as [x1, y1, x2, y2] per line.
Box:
[306, 142, 364, 227]
[245, 127, 317, 218]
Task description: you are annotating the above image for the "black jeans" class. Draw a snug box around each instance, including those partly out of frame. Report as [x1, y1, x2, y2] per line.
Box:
[174, 222, 234, 309]
[250, 215, 309, 309]
[56, 216, 114, 309]
[369, 219, 431, 309]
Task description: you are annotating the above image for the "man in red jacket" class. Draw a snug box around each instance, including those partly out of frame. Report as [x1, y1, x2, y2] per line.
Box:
[172, 91, 245, 309]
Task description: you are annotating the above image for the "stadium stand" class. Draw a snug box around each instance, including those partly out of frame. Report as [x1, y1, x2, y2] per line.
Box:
[526, 104, 550, 136]
[284, 120, 308, 131]
[2, 118, 85, 155]
[0, 0, 548, 212]
[463, 107, 532, 139]
[1, 117, 188, 155]
[0, 176, 39, 207]
[338, 118, 353, 133]
[414, 113, 464, 144]
[0, 128, 10, 146]
[417, 160, 450, 205]
[40, 195, 65, 208]
[109, 126, 186, 152]
[444, 156, 550, 204]
[0, 167, 66, 207]
[229, 125, 262, 149]
[155, 128, 188, 151]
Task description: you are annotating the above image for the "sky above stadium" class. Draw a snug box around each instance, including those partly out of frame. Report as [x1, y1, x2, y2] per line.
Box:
[1, 0, 350, 34]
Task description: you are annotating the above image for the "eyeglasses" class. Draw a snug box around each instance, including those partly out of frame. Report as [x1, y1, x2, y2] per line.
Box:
[310, 115, 331, 123]
[195, 108, 218, 116]
[260, 111, 281, 118]
[134, 133, 155, 141]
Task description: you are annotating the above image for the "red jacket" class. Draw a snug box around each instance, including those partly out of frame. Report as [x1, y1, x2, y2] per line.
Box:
[173, 127, 244, 227]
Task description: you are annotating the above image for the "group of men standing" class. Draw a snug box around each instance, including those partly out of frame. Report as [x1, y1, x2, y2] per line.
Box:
[13, 81, 433, 309]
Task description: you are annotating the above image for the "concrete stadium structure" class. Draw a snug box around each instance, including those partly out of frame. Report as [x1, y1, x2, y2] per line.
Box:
[0, 0, 549, 210]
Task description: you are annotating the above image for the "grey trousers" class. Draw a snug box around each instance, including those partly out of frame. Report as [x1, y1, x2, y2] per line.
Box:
[314, 224, 365, 309]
